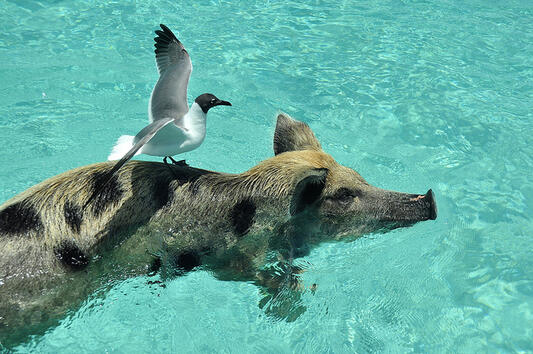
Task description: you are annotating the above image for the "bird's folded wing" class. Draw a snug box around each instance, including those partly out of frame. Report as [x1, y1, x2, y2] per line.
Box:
[83, 117, 174, 210]
[151, 24, 192, 122]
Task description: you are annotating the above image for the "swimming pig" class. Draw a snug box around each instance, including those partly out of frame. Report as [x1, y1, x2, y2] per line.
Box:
[0, 113, 436, 347]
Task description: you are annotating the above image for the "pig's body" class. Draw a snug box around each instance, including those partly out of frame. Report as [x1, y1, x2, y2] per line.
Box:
[0, 113, 436, 347]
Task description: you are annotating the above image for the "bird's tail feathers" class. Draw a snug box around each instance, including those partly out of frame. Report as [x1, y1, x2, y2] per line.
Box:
[108, 135, 140, 160]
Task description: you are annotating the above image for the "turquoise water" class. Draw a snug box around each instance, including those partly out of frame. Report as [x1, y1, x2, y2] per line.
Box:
[1, 0, 532, 352]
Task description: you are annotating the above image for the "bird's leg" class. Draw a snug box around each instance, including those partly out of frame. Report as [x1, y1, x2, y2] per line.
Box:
[163, 157, 181, 179]
[165, 156, 188, 166]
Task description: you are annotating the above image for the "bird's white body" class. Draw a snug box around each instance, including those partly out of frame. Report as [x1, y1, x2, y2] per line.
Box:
[85, 24, 230, 209]
[108, 102, 206, 160]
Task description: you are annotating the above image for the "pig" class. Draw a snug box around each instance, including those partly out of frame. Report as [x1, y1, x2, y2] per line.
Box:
[0, 113, 436, 347]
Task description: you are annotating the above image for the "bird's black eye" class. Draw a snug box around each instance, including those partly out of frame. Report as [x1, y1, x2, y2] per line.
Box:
[210, 98, 216, 104]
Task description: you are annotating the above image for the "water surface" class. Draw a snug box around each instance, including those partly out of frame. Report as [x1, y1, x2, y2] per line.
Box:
[0, 0, 532, 352]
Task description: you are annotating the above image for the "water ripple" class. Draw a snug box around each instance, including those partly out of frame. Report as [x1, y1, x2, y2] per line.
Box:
[1, 0, 532, 352]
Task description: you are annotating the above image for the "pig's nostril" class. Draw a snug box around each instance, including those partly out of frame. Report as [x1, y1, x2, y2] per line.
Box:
[425, 189, 437, 220]
[409, 194, 425, 202]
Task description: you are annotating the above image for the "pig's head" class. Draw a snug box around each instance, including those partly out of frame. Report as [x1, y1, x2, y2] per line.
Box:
[265, 113, 437, 238]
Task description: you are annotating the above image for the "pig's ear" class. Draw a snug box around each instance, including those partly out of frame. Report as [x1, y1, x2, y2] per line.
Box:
[290, 168, 328, 215]
[274, 113, 322, 155]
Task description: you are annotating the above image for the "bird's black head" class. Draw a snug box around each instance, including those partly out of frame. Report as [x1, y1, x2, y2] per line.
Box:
[195, 93, 232, 113]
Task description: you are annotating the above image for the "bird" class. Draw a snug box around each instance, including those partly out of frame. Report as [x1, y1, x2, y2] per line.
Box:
[84, 24, 231, 209]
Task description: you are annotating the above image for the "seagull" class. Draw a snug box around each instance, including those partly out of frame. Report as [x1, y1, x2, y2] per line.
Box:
[84, 24, 231, 209]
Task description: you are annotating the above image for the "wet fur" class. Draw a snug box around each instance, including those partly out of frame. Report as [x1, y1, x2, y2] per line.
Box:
[0, 113, 435, 347]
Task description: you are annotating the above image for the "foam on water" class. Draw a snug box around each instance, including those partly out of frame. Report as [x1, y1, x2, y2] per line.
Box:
[1, 0, 532, 352]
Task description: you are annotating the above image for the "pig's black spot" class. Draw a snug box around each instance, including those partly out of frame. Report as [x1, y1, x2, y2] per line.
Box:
[64, 201, 82, 233]
[153, 177, 173, 209]
[173, 172, 195, 186]
[90, 171, 124, 217]
[175, 251, 201, 271]
[54, 240, 89, 270]
[0, 201, 42, 235]
[231, 199, 256, 236]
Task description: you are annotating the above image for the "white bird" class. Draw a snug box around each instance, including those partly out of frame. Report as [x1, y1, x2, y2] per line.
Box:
[85, 24, 231, 208]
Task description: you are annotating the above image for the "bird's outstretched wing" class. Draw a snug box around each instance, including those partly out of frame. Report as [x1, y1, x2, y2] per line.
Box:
[83, 117, 174, 210]
[150, 24, 192, 122]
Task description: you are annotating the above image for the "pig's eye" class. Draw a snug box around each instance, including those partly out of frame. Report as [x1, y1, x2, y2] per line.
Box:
[333, 188, 359, 204]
